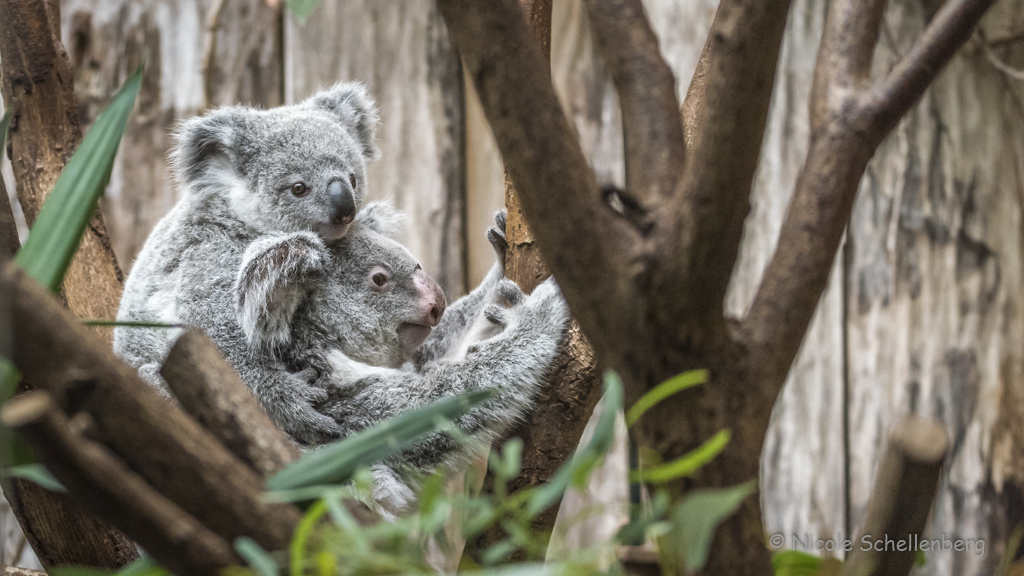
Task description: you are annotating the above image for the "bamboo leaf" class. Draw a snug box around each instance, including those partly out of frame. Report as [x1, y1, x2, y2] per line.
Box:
[630, 429, 730, 484]
[267, 389, 495, 494]
[626, 369, 708, 427]
[15, 68, 142, 293]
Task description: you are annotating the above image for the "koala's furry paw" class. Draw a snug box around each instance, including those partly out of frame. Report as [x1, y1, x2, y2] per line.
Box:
[276, 373, 342, 444]
[486, 210, 508, 266]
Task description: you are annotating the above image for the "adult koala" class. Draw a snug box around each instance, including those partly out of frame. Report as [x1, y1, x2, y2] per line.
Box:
[115, 83, 378, 444]
[237, 205, 569, 515]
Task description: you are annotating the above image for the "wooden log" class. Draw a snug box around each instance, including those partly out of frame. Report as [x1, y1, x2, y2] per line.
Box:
[841, 417, 949, 576]
[160, 329, 300, 479]
[1, 392, 240, 576]
[0, 261, 302, 551]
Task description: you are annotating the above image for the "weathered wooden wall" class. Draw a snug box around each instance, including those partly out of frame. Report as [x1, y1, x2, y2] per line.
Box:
[1, 0, 1023, 574]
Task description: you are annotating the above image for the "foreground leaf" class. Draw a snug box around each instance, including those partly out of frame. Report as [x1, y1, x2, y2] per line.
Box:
[668, 480, 756, 574]
[625, 369, 708, 427]
[630, 429, 730, 484]
[267, 389, 495, 494]
[15, 68, 141, 292]
[5, 463, 66, 492]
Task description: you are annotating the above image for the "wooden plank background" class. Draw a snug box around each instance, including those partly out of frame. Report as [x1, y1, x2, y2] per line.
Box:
[1, 1, 1023, 573]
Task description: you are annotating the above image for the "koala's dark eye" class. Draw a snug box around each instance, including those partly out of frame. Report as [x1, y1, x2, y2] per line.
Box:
[291, 182, 308, 197]
[349, 173, 357, 189]
[372, 272, 389, 287]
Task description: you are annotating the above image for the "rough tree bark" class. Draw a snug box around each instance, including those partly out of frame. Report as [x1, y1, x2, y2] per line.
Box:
[0, 0, 136, 568]
[491, 0, 604, 545]
[436, 0, 997, 573]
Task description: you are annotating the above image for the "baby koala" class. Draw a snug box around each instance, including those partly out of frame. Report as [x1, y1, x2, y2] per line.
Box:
[116, 82, 379, 444]
[237, 204, 570, 514]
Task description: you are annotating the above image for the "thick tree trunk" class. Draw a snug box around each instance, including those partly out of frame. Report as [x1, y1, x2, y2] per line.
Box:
[0, 0, 135, 568]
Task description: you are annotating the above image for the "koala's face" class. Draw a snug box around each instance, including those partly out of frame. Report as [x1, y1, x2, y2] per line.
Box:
[307, 223, 446, 368]
[174, 83, 379, 241]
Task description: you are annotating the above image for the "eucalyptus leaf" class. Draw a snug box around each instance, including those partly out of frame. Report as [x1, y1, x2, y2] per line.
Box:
[267, 389, 495, 493]
[669, 480, 756, 574]
[626, 369, 708, 427]
[771, 550, 825, 576]
[16, 69, 142, 293]
[82, 319, 182, 329]
[630, 429, 730, 484]
[235, 536, 280, 576]
[5, 463, 66, 492]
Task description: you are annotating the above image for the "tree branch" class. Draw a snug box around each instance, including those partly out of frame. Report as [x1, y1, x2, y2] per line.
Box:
[653, 0, 793, 338]
[867, 0, 997, 138]
[740, 0, 995, 387]
[842, 417, 948, 576]
[582, 0, 685, 208]
[437, 0, 647, 360]
[0, 262, 301, 551]
[160, 329, 300, 479]
[1, 392, 241, 576]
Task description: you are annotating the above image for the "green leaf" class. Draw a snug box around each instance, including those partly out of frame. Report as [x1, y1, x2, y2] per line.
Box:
[267, 389, 495, 494]
[15, 68, 142, 293]
[771, 550, 825, 576]
[235, 536, 279, 576]
[5, 463, 66, 492]
[626, 369, 708, 427]
[489, 437, 523, 481]
[630, 429, 730, 484]
[526, 371, 623, 517]
[669, 480, 756, 574]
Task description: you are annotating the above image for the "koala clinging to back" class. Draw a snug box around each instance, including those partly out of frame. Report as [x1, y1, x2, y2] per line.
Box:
[115, 83, 379, 444]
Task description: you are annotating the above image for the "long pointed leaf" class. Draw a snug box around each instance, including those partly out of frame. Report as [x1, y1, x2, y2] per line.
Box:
[630, 429, 730, 484]
[267, 389, 495, 493]
[16, 69, 142, 292]
[626, 369, 708, 427]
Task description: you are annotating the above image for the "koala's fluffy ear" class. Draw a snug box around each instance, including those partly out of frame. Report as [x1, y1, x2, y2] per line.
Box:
[172, 107, 252, 185]
[236, 232, 328, 351]
[355, 201, 405, 240]
[306, 82, 379, 161]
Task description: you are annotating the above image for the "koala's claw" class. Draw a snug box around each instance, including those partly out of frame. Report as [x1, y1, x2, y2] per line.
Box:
[495, 278, 524, 306]
[484, 304, 510, 327]
[487, 210, 508, 264]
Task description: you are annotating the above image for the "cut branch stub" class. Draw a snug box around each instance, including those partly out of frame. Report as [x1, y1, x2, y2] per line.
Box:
[1, 261, 302, 551]
[160, 329, 300, 478]
[842, 417, 949, 576]
[1, 391, 241, 576]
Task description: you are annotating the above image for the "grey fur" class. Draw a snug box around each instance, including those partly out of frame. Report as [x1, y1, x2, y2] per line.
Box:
[115, 83, 379, 444]
[241, 207, 569, 515]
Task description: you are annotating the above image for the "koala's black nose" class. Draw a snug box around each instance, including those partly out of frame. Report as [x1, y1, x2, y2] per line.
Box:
[327, 180, 357, 225]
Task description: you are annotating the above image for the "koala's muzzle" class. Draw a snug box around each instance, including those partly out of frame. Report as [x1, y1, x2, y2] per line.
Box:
[398, 269, 446, 352]
[327, 180, 357, 225]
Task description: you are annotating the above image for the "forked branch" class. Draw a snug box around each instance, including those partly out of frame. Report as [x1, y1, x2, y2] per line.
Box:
[657, 0, 793, 338]
[741, 0, 996, 387]
[582, 0, 685, 209]
[437, 0, 646, 362]
[1, 392, 240, 576]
